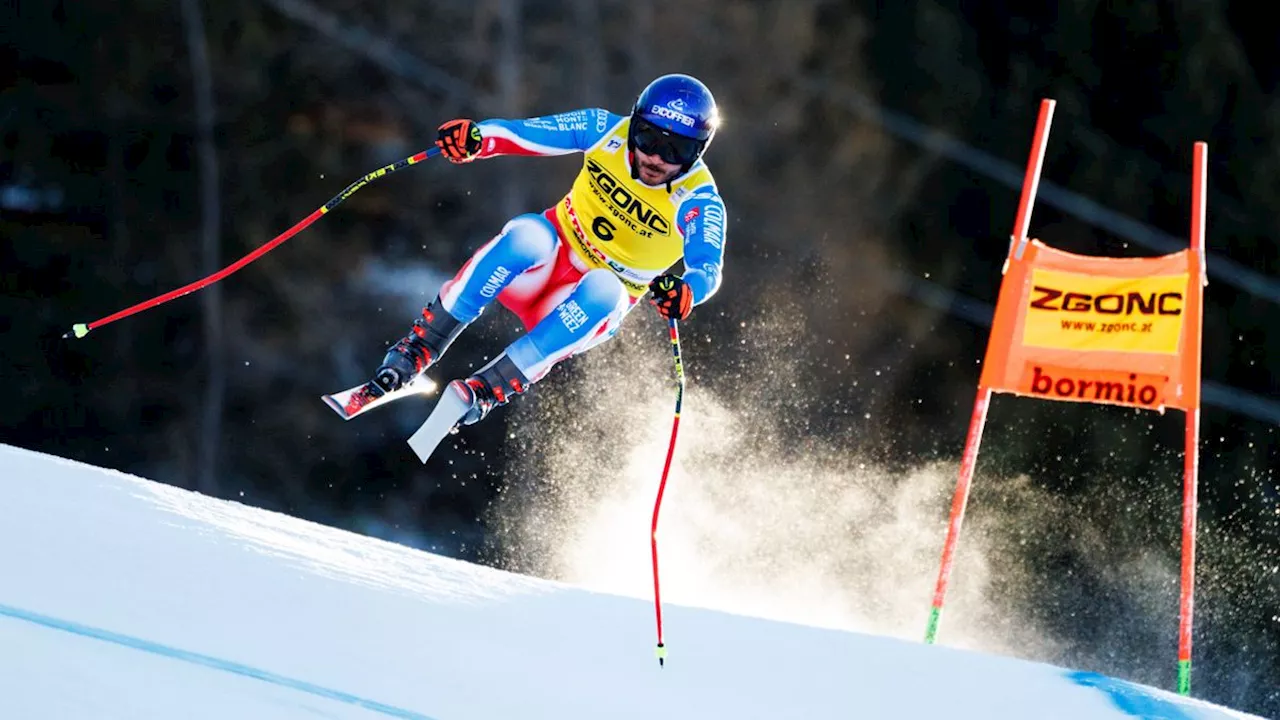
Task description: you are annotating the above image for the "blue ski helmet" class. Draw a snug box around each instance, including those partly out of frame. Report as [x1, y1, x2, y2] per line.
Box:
[629, 74, 719, 174]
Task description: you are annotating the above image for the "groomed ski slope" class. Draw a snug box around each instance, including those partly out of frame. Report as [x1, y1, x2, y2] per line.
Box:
[0, 444, 1263, 720]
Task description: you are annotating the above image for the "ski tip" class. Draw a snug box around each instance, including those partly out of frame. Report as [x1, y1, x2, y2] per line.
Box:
[320, 394, 349, 419]
[406, 385, 472, 464]
[65, 323, 90, 340]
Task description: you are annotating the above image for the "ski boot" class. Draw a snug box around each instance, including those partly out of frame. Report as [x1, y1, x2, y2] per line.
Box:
[450, 353, 530, 426]
[374, 295, 467, 393]
[325, 296, 468, 419]
[405, 353, 532, 461]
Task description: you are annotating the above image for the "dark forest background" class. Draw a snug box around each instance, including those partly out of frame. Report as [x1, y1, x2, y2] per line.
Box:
[2, 1, 1278, 715]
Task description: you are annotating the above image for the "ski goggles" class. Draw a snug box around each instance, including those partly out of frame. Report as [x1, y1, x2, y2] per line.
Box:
[631, 117, 704, 167]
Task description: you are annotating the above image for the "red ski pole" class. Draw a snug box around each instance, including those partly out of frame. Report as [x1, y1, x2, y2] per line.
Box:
[65, 146, 442, 339]
[651, 317, 684, 666]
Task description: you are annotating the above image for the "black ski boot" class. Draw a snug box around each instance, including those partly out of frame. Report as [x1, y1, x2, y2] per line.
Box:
[375, 296, 466, 393]
[449, 353, 530, 426]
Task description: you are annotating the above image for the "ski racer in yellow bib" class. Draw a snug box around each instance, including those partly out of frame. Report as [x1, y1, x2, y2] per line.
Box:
[553, 115, 718, 298]
[329, 74, 727, 444]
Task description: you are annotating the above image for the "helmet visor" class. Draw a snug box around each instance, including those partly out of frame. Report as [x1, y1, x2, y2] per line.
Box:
[632, 117, 703, 167]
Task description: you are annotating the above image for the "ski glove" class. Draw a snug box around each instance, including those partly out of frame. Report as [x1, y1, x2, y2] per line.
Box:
[649, 274, 694, 321]
[436, 119, 483, 163]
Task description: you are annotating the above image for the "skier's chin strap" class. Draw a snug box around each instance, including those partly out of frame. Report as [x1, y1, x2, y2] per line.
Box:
[626, 150, 685, 194]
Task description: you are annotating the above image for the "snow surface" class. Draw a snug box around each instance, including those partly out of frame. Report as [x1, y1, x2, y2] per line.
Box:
[0, 444, 1263, 719]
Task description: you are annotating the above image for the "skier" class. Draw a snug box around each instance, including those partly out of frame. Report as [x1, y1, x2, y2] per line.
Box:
[327, 73, 727, 448]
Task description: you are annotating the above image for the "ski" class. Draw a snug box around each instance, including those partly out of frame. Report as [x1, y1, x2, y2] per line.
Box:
[407, 382, 475, 463]
[321, 375, 438, 421]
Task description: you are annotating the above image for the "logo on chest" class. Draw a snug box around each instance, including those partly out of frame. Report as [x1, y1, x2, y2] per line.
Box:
[584, 158, 671, 238]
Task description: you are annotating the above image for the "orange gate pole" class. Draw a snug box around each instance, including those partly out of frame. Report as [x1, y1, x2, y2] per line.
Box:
[1177, 141, 1208, 695]
[925, 98, 1055, 643]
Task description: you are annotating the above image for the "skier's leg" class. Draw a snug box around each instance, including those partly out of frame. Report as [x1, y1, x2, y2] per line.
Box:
[451, 268, 632, 425]
[508, 268, 633, 383]
[377, 213, 558, 391]
[438, 213, 559, 323]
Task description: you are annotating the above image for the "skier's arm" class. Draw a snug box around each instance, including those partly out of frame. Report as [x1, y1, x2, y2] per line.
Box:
[676, 188, 728, 305]
[474, 109, 621, 158]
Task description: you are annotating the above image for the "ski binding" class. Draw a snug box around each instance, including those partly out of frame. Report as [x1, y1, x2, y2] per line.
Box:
[321, 375, 437, 421]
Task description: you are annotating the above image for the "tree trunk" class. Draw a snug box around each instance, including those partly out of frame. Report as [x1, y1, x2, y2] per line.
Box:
[573, 0, 603, 101]
[628, 1, 654, 88]
[496, 0, 524, 218]
[180, 0, 224, 496]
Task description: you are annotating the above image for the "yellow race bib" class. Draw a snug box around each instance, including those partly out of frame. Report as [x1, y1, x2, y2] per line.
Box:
[555, 117, 715, 297]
